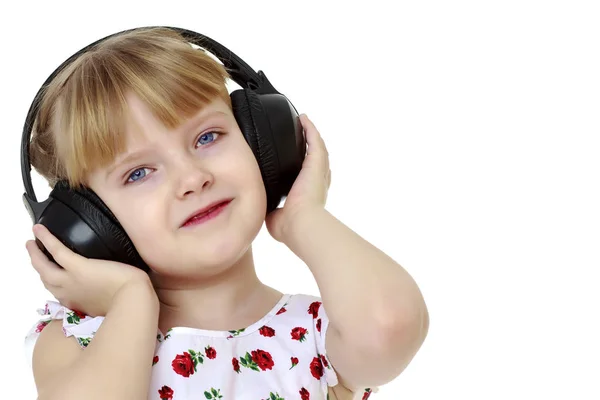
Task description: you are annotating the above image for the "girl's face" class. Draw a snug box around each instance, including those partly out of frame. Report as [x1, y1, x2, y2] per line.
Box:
[85, 92, 267, 280]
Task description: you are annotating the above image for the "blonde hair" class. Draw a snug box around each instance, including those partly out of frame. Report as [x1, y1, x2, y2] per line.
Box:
[30, 27, 232, 188]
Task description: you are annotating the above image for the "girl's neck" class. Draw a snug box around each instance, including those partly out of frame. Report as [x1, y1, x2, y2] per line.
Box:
[152, 246, 283, 332]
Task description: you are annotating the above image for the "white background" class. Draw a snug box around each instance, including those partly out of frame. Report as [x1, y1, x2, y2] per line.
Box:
[1, 1, 599, 398]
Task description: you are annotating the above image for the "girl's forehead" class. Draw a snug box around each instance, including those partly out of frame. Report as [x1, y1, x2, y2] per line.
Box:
[123, 92, 231, 135]
[107, 95, 232, 164]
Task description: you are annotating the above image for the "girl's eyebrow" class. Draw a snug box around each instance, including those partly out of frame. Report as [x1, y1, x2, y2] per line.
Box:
[104, 109, 229, 179]
[182, 109, 229, 131]
[105, 149, 153, 179]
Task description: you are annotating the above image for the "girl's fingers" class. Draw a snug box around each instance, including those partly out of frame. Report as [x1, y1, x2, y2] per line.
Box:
[26, 239, 65, 287]
[300, 114, 326, 152]
[32, 224, 82, 270]
[300, 114, 330, 174]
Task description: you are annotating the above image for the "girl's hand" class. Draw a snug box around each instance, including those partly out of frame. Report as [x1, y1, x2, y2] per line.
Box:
[26, 224, 153, 317]
[265, 114, 331, 242]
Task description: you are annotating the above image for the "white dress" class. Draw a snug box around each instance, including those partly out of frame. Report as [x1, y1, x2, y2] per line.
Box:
[25, 293, 377, 399]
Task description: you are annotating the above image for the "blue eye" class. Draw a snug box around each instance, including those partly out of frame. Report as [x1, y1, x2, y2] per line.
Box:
[197, 132, 220, 147]
[127, 167, 150, 183]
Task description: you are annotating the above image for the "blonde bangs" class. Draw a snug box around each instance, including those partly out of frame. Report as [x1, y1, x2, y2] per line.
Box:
[31, 27, 231, 188]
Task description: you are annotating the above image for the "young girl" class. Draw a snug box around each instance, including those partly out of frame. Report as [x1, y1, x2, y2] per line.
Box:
[23, 27, 429, 400]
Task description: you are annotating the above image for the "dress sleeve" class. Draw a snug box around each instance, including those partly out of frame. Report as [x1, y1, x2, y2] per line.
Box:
[312, 299, 380, 399]
[308, 299, 338, 388]
[24, 301, 105, 367]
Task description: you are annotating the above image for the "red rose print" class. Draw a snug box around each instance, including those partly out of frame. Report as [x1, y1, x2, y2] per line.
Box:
[291, 327, 308, 342]
[35, 321, 48, 333]
[251, 349, 274, 371]
[152, 355, 159, 366]
[205, 346, 217, 359]
[172, 352, 195, 377]
[310, 356, 324, 380]
[158, 385, 174, 400]
[308, 301, 321, 319]
[232, 357, 241, 373]
[259, 325, 276, 337]
[316, 318, 322, 333]
[276, 307, 287, 315]
[72, 309, 86, 319]
[362, 388, 372, 399]
[320, 354, 329, 368]
[299, 387, 310, 400]
[290, 356, 299, 370]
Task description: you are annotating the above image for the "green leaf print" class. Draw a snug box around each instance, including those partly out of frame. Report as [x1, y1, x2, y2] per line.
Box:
[228, 328, 246, 337]
[239, 352, 260, 372]
[267, 392, 284, 400]
[77, 337, 91, 348]
[203, 388, 223, 399]
[66, 311, 82, 325]
[188, 349, 204, 367]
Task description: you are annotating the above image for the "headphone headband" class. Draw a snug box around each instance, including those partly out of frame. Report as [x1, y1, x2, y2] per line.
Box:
[20, 26, 280, 202]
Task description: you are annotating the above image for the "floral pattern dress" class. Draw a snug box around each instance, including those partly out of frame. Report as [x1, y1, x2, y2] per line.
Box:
[24, 294, 377, 400]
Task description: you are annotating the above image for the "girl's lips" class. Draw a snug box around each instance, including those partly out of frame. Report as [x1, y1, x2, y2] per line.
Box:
[181, 199, 232, 227]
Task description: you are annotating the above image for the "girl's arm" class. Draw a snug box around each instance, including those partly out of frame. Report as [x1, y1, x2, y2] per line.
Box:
[33, 279, 159, 400]
[282, 208, 429, 389]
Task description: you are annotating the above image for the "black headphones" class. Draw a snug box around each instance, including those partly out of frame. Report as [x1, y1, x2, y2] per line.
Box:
[20, 26, 306, 272]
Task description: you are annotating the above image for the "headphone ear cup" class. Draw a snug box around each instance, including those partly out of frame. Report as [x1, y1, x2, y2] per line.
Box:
[44, 181, 148, 271]
[231, 89, 281, 212]
[231, 89, 306, 213]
